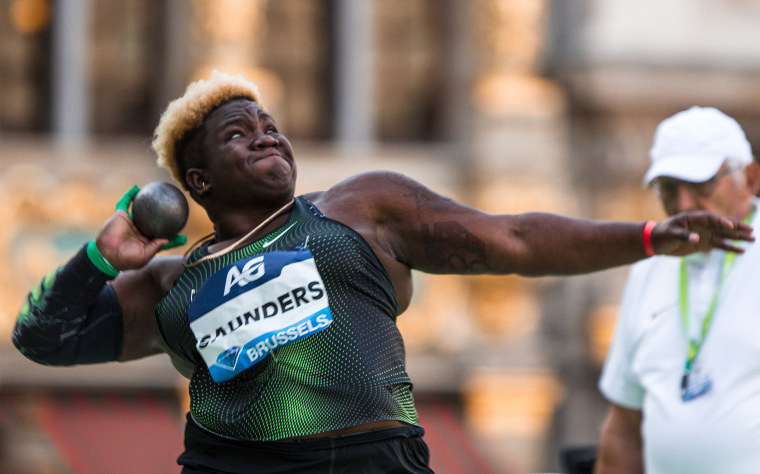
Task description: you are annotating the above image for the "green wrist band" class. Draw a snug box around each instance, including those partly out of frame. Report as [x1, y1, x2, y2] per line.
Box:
[86, 241, 120, 278]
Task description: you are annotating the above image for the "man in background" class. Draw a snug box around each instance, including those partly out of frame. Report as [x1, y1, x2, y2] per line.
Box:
[596, 106, 760, 473]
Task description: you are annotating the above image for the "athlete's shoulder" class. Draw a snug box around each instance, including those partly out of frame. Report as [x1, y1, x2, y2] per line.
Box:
[146, 254, 185, 294]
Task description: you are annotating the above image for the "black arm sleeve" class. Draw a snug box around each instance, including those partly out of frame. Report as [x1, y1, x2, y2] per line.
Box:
[12, 244, 124, 365]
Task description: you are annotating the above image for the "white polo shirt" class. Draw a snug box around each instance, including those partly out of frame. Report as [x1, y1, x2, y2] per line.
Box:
[599, 200, 760, 473]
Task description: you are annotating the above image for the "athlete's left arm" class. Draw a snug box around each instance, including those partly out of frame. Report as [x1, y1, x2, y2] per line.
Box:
[331, 172, 752, 277]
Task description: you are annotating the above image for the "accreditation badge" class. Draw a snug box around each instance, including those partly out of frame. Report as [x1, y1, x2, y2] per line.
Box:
[681, 363, 713, 402]
[187, 247, 333, 382]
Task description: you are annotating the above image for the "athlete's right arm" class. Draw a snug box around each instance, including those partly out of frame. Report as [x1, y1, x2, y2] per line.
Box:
[110, 255, 185, 362]
[13, 245, 127, 365]
[12, 247, 180, 365]
[13, 190, 180, 366]
[594, 404, 644, 474]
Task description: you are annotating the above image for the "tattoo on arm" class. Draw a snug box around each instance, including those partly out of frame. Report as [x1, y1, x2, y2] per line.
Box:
[384, 172, 485, 271]
[386, 172, 451, 210]
[422, 221, 487, 272]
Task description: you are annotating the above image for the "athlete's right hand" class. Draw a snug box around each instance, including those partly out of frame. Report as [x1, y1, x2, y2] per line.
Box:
[94, 186, 173, 271]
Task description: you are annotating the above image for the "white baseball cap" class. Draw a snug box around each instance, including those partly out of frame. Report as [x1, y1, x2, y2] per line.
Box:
[644, 106, 753, 186]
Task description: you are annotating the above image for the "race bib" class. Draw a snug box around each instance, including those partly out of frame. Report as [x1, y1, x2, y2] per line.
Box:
[188, 248, 332, 382]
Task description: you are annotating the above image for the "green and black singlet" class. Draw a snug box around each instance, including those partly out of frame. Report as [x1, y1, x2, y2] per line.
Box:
[156, 196, 419, 441]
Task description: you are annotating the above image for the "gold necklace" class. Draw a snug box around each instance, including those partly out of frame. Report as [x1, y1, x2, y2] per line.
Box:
[182, 199, 295, 268]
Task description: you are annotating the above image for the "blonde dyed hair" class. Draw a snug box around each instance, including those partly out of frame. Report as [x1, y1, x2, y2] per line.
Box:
[152, 70, 264, 188]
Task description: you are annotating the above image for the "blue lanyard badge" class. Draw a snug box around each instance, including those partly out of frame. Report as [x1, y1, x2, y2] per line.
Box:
[188, 248, 333, 382]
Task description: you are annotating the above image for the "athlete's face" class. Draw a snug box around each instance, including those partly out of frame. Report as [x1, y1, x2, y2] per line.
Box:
[196, 99, 297, 207]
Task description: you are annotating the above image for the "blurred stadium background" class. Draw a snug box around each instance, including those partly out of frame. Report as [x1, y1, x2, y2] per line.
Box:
[2, 0, 760, 472]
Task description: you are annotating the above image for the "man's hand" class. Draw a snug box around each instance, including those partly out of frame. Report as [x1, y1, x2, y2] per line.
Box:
[652, 210, 754, 256]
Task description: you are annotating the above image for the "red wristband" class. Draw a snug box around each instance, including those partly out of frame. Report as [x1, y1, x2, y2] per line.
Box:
[642, 221, 657, 257]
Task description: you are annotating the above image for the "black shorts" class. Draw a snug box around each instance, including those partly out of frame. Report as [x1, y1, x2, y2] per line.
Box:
[178, 414, 434, 474]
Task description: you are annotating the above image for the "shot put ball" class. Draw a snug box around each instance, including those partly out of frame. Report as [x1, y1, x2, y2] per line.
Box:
[131, 182, 189, 239]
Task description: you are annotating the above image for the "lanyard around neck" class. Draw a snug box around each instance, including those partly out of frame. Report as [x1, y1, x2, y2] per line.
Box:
[678, 206, 754, 372]
[678, 251, 737, 371]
